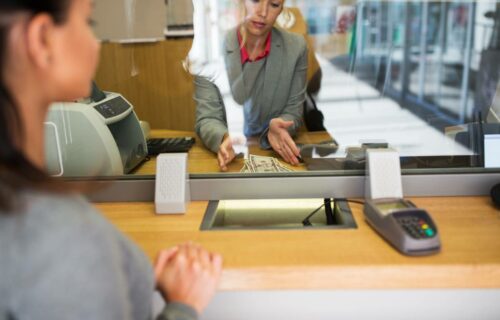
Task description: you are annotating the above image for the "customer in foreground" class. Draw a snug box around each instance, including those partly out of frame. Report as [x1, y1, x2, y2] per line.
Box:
[0, 0, 222, 319]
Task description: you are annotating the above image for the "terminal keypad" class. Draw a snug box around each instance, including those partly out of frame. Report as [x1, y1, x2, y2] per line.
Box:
[396, 215, 435, 239]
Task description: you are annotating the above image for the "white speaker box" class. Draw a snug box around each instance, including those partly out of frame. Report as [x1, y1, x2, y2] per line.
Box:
[365, 148, 403, 200]
[155, 153, 190, 214]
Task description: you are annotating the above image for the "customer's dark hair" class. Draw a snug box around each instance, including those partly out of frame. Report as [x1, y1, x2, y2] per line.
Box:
[0, 0, 72, 212]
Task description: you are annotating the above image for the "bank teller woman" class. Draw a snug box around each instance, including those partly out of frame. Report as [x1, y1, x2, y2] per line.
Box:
[0, 0, 221, 319]
[194, 0, 308, 171]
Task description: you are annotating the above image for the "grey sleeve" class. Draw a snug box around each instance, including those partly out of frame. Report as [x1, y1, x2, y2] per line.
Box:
[194, 75, 229, 153]
[11, 211, 136, 320]
[157, 302, 198, 320]
[259, 39, 308, 149]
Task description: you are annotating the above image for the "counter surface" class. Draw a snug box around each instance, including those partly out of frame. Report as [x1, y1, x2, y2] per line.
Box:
[96, 196, 500, 290]
[134, 130, 333, 174]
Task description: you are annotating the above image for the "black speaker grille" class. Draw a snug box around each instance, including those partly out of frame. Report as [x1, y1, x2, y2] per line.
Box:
[491, 183, 500, 208]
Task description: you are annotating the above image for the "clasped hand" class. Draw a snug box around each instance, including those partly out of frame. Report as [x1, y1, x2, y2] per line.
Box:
[268, 118, 300, 165]
[154, 243, 223, 314]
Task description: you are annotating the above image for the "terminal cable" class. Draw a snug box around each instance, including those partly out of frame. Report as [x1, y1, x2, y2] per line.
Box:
[302, 198, 364, 227]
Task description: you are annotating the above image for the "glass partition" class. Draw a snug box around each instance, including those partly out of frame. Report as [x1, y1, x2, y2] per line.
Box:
[46, 0, 500, 179]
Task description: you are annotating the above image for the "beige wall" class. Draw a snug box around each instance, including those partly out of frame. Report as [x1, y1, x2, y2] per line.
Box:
[92, 0, 166, 41]
[94, 38, 195, 131]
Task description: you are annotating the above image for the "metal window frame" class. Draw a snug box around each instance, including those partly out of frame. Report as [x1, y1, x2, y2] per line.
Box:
[82, 171, 500, 202]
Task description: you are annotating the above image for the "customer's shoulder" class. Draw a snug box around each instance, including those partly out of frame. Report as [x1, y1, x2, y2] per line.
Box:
[24, 190, 91, 209]
[0, 191, 120, 273]
[0, 191, 150, 315]
[20, 191, 109, 233]
[25, 190, 95, 214]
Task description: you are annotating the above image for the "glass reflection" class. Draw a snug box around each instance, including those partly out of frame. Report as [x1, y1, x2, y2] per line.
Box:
[190, 0, 500, 173]
[47, 0, 500, 177]
[192, 0, 308, 172]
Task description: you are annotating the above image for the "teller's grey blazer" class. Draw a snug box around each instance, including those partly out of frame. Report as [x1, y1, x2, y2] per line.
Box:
[194, 26, 308, 153]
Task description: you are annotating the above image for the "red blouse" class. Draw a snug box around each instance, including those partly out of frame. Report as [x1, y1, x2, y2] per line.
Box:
[237, 30, 272, 64]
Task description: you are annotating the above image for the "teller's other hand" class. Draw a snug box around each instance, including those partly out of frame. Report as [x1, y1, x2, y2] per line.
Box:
[268, 118, 300, 165]
[218, 134, 236, 171]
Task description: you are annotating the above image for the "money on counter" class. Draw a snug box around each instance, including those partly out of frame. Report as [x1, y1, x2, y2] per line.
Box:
[240, 154, 294, 173]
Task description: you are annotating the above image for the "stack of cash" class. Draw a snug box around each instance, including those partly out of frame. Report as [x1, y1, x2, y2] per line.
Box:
[240, 154, 293, 173]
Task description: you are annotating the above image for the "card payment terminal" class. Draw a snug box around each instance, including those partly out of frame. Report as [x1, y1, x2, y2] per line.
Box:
[364, 198, 441, 256]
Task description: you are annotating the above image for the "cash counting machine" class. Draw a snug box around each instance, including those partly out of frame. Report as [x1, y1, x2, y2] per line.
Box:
[44, 91, 148, 177]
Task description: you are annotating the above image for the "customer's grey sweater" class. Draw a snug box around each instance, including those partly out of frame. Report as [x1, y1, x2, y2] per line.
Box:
[0, 191, 197, 320]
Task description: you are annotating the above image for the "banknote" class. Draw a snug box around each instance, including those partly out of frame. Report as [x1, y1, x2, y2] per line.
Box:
[240, 154, 294, 173]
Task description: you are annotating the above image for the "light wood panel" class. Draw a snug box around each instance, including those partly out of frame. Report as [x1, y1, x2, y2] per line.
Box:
[96, 196, 500, 290]
[94, 39, 195, 131]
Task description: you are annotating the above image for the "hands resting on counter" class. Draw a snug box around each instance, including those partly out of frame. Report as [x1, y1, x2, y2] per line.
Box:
[217, 117, 300, 171]
[154, 243, 223, 315]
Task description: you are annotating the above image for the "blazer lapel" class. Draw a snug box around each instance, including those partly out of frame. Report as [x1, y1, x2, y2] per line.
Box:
[225, 29, 246, 105]
[262, 28, 283, 110]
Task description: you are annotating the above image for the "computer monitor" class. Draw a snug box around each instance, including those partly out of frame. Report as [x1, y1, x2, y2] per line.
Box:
[482, 83, 500, 168]
[486, 83, 500, 124]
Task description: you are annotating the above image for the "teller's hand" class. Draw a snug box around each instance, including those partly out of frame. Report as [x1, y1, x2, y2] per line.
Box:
[217, 134, 236, 171]
[268, 118, 300, 165]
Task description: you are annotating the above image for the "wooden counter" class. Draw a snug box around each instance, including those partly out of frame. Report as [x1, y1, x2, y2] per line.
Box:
[96, 196, 500, 291]
[133, 130, 333, 175]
